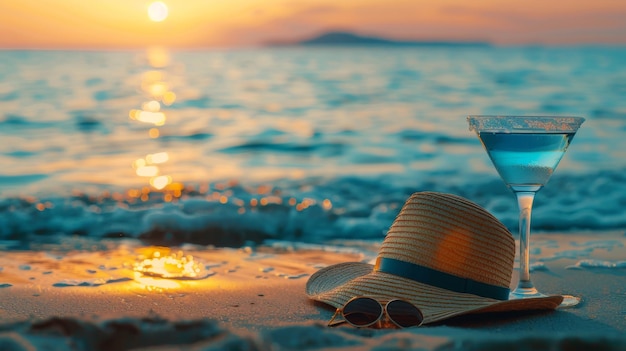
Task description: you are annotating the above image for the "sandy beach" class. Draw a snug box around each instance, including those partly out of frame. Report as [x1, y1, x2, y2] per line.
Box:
[1, 231, 625, 350]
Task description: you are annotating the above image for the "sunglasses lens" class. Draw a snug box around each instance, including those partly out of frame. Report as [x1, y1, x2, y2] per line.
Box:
[342, 297, 383, 327]
[386, 300, 424, 328]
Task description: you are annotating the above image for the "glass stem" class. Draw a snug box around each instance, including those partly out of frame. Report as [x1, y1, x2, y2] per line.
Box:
[515, 191, 537, 293]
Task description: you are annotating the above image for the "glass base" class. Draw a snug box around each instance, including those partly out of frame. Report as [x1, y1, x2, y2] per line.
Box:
[510, 287, 581, 308]
[510, 285, 544, 299]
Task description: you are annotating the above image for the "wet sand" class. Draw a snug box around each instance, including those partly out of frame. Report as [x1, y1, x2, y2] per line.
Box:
[0, 232, 625, 350]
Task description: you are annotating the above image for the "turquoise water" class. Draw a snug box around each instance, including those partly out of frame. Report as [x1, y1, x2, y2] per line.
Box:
[0, 46, 625, 243]
[478, 132, 574, 191]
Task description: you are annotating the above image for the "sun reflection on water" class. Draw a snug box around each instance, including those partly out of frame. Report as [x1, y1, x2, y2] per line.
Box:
[130, 47, 177, 191]
[150, 175, 172, 190]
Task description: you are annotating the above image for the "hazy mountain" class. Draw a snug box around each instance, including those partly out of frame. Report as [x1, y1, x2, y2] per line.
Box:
[266, 31, 491, 47]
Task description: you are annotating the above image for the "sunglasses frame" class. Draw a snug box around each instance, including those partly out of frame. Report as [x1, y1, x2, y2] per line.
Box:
[328, 296, 424, 328]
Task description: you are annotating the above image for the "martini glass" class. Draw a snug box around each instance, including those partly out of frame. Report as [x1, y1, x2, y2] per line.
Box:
[467, 115, 585, 307]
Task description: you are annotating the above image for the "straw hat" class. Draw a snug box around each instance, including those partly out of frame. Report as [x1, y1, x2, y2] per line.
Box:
[306, 192, 562, 324]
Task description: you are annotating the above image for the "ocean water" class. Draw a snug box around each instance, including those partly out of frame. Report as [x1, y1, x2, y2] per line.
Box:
[1, 46, 625, 246]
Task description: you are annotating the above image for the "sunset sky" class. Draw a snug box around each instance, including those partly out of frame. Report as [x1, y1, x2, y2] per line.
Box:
[1, 0, 625, 49]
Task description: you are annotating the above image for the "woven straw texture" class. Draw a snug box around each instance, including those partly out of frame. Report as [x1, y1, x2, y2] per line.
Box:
[306, 192, 563, 324]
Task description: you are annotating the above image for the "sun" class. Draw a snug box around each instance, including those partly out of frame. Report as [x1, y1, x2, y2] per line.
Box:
[148, 2, 169, 22]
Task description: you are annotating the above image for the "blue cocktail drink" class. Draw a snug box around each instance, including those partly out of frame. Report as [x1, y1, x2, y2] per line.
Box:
[468, 116, 585, 307]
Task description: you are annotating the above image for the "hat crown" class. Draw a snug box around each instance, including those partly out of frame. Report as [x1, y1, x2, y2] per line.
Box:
[376, 192, 514, 290]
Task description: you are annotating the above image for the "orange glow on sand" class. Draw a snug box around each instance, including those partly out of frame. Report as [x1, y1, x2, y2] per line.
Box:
[133, 247, 213, 289]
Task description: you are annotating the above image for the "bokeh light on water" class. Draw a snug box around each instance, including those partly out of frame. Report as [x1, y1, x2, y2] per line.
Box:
[129, 47, 179, 192]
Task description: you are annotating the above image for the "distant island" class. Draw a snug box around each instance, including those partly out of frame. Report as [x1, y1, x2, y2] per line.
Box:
[266, 31, 491, 47]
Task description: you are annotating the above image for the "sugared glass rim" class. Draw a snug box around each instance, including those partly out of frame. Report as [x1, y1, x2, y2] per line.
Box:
[467, 115, 585, 133]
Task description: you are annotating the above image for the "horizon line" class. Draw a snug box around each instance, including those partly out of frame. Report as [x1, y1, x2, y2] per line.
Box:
[1, 42, 625, 52]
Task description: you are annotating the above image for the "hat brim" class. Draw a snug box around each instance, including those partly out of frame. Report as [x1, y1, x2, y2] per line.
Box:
[306, 262, 563, 324]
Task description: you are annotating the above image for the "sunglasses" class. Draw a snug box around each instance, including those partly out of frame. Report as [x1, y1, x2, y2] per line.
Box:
[328, 296, 424, 328]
